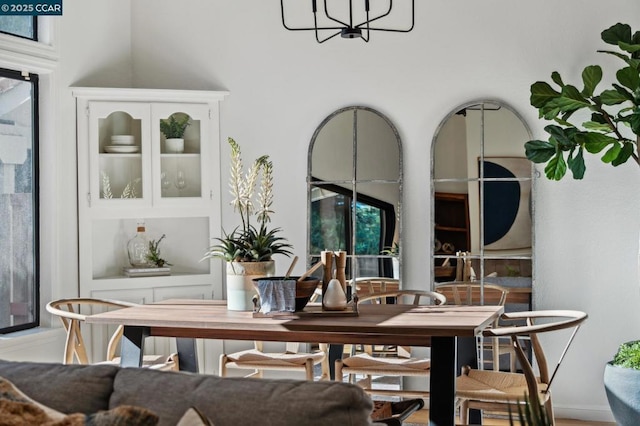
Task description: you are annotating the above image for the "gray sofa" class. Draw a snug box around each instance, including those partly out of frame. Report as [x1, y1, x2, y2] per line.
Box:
[0, 359, 377, 425]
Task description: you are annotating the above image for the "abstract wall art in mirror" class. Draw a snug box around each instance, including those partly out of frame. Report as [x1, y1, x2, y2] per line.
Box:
[308, 106, 402, 286]
[431, 101, 534, 308]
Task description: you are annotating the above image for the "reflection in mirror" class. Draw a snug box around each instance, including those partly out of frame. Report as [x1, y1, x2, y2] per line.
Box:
[308, 106, 402, 284]
[432, 101, 533, 309]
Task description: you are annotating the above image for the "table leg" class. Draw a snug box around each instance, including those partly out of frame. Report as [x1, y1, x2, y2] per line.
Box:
[430, 336, 456, 426]
[121, 326, 149, 368]
[176, 338, 199, 373]
[328, 344, 344, 380]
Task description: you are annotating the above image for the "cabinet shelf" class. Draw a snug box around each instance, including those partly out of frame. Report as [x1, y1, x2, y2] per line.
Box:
[435, 225, 468, 233]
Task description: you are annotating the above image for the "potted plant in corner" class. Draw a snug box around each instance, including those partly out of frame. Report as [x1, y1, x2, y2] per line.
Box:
[202, 137, 293, 311]
[160, 114, 190, 153]
[524, 22, 639, 425]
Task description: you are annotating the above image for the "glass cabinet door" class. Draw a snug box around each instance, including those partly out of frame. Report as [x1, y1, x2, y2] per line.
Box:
[151, 103, 210, 202]
[88, 101, 151, 206]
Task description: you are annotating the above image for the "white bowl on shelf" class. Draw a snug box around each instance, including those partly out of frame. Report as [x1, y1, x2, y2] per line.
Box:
[111, 135, 135, 145]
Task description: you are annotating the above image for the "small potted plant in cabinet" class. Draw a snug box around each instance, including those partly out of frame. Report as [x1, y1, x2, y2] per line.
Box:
[160, 115, 190, 153]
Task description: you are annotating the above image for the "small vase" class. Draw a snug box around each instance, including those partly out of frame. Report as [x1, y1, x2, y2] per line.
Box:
[127, 223, 150, 267]
[323, 278, 347, 311]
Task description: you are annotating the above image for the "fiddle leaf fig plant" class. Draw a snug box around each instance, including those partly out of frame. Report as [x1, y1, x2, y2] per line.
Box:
[525, 22, 640, 180]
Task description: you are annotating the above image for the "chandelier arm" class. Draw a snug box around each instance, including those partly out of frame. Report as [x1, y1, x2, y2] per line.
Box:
[355, 0, 414, 32]
[316, 30, 343, 44]
[280, 0, 344, 31]
[355, 0, 392, 28]
[323, 0, 350, 27]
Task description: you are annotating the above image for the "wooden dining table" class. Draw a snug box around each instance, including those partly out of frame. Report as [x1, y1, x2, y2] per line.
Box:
[86, 299, 503, 426]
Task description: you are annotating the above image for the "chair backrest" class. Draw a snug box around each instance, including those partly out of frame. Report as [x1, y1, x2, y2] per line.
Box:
[46, 298, 139, 364]
[435, 281, 509, 306]
[357, 289, 446, 306]
[485, 310, 587, 399]
[352, 277, 400, 298]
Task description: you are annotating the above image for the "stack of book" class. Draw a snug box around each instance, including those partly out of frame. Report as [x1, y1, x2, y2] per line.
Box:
[123, 266, 171, 277]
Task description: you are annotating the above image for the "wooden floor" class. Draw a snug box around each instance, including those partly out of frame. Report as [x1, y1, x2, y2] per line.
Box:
[405, 409, 613, 425]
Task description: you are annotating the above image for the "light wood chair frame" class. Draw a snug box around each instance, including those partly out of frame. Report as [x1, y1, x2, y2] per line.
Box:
[456, 310, 587, 425]
[335, 290, 447, 399]
[435, 281, 515, 371]
[46, 298, 178, 370]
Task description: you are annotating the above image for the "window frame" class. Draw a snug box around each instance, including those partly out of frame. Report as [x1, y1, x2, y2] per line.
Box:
[0, 66, 40, 334]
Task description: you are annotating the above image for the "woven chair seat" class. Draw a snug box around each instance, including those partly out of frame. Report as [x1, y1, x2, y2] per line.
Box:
[226, 349, 325, 367]
[456, 369, 549, 403]
[108, 353, 179, 371]
[342, 353, 430, 372]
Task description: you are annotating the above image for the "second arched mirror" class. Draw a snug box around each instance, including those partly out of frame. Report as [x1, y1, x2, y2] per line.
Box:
[431, 101, 534, 301]
[308, 106, 402, 286]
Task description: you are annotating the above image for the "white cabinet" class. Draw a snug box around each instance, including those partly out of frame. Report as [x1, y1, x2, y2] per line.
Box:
[73, 88, 229, 304]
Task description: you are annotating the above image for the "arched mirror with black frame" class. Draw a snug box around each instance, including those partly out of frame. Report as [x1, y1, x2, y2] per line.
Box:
[308, 106, 402, 290]
[431, 100, 534, 319]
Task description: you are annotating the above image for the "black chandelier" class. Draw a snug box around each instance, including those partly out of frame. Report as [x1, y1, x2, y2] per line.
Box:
[280, 0, 415, 44]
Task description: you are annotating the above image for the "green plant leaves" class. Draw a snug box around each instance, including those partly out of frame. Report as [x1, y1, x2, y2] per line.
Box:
[530, 81, 560, 108]
[544, 153, 567, 180]
[525, 22, 640, 180]
[612, 341, 640, 370]
[582, 65, 602, 96]
[525, 140, 555, 163]
[567, 147, 585, 179]
[616, 67, 640, 91]
[601, 23, 632, 46]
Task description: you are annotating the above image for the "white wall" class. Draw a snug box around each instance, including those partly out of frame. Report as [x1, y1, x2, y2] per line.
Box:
[1, 0, 639, 422]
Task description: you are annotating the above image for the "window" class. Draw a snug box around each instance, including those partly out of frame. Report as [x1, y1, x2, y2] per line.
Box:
[0, 16, 37, 40]
[0, 67, 39, 334]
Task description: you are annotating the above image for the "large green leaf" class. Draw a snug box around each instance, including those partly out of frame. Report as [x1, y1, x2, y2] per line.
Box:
[579, 132, 618, 153]
[601, 142, 622, 162]
[612, 142, 635, 166]
[601, 23, 632, 45]
[551, 71, 565, 87]
[567, 147, 586, 179]
[583, 120, 613, 132]
[616, 66, 640, 91]
[601, 88, 632, 105]
[619, 41, 640, 54]
[524, 140, 556, 163]
[582, 65, 602, 96]
[544, 154, 567, 180]
[629, 110, 640, 134]
[530, 81, 560, 108]
[544, 125, 574, 149]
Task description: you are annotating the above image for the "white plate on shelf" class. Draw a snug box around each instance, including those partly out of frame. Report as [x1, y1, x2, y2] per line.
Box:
[105, 145, 140, 154]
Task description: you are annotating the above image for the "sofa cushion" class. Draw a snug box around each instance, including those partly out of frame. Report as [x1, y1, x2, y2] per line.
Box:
[0, 359, 118, 414]
[110, 368, 374, 426]
[0, 375, 159, 426]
